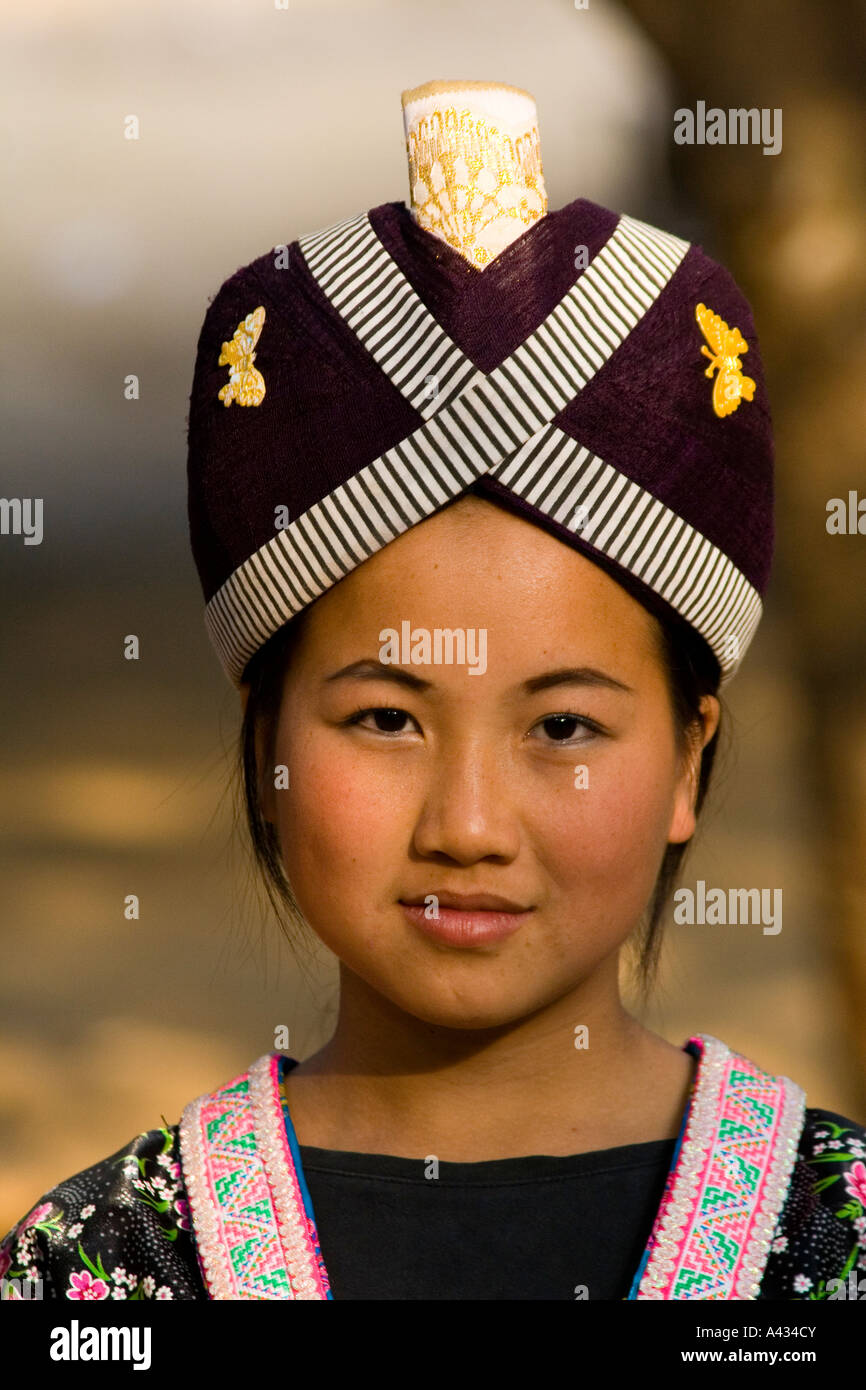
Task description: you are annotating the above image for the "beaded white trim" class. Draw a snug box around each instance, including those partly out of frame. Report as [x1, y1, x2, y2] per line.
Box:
[178, 1089, 237, 1300]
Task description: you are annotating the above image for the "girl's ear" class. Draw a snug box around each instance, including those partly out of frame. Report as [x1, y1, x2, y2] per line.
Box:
[667, 695, 720, 845]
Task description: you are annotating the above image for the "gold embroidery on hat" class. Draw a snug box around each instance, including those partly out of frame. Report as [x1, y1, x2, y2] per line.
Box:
[218, 306, 266, 407]
[695, 302, 756, 418]
[406, 107, 546, 268]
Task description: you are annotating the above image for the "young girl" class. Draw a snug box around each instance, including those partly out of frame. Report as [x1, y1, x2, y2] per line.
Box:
[3, 80, 865, 1303]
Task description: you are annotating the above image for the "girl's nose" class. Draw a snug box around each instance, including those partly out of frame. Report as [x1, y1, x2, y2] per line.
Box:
[409, 741, 522, 865]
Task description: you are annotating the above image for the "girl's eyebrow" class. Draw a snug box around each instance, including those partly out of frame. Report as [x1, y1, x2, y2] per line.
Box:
[322, 659, 634, 696]
[524, 667, 635, 696]
[323, 660, 429, 691]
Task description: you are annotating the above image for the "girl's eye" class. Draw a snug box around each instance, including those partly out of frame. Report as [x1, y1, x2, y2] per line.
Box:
[530, 714, 600, 745]
[345, 707, 419, 735]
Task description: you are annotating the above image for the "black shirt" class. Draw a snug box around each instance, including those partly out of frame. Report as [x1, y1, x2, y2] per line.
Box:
[296, 1138, 677, 1300]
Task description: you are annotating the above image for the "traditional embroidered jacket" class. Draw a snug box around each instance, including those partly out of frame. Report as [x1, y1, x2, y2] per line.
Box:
[2, 1034, 865, 1301]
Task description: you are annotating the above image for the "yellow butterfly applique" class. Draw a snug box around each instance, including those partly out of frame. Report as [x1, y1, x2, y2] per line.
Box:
[218, 306, 266, 407]
[695, 302, 756, 418]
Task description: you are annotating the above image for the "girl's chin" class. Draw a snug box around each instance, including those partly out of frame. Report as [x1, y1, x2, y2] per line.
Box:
[352, 971, 570, 1033]
[387, 1001, 539, 1031]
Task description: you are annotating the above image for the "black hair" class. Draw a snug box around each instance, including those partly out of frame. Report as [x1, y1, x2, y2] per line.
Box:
[630, 613, 723, 997]
[238, 599, 723, 1002]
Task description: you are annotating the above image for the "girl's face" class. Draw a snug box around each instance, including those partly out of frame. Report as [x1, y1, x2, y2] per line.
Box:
[256, 496, 719, 1030]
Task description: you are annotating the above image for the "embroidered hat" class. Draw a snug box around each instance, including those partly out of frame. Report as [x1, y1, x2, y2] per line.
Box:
[186, 166, 773, 693]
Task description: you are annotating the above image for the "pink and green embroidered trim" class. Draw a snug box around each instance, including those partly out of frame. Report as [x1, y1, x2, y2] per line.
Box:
[178, 1053, 330, 1300]
[635, 1034, 806, 1299]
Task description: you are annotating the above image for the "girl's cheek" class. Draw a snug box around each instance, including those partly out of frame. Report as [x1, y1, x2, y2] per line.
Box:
[529, 749, 675, 880]
[276, 734, 411, 857]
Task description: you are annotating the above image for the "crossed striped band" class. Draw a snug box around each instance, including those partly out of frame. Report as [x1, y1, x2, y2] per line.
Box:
[205, 209, 762, 688]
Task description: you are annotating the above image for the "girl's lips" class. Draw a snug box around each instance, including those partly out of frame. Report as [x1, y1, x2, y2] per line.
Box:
[399, 901, 534, 947]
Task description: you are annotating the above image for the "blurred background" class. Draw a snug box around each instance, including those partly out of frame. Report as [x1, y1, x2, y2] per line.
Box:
[2, 0, 865, 1233]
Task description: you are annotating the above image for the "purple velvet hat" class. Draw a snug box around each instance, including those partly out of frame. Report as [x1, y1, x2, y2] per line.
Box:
[186, 195, 773, 688]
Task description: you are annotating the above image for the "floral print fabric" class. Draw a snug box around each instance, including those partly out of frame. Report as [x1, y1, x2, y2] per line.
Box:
[759, 1111, 866, 1300]
[1, 1124, 201, 1301]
